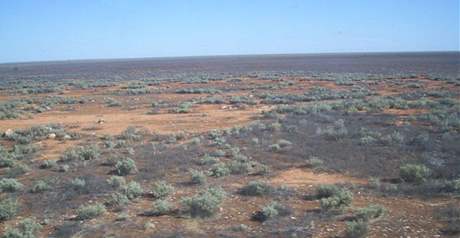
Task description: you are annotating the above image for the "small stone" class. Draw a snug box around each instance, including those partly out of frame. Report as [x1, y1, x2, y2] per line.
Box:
[4, 129, 14, 137]
[48, 133, 56, 139]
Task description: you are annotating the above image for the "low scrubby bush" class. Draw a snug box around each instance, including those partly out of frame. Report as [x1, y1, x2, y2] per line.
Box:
[400, 164, 431, 184]
[0, 198, 18, 221]
[150, 199, 173, 216]
[30, 181, 50, 193]
[0, 178, 23, 193]
[353, 204, 385, 221]
[239, 181, 272, 196]
[181, 187, 226, 218]
[60, 145, 99, 161]
[208, 163, 230, 177]
[115, 158, 137, 176]
[345, 220, 369, 238]
[76, 203, 106, 220]
[252, 201, 291, 222]
[319, 188, 353, 211]
[1, 218, 42, 238]
[190, 170, 206, 185]
[151, 181, 174, 199]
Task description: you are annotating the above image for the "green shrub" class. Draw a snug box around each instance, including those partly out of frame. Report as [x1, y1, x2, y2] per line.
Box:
[353, 204, 385, 221]
[6, 163, 30, 178]
[324, 119, 348, 140]
[0, 198, 18, 221]
[197, 155, 218, 165]
[122, 181, 143, 200]
[208, 163, 230, 177]
[0, 178, 23, 192]
[316, 184, 341, 199]
[30, 181, 50, 193]
[0, 158, 15, 168]
[115, 158, 137, 176]
[60, 145, 99, 161]
[436, 205, 460, 234]
[182, 187, 226, 218]
[239, 181, 272, 196]
[400, 164, 431, 184]
[39, 160, 57, 169]
[71, 178, 86, 191]
[345, 220, 369, 238]
[151, 199, 173, 216]
[320, 189, 353, 211]
[1, 218, 42, 238]
[252, 201, 290, 222]
[76, 203, 106, 220]
[107, 176, 126, 189]
[305, 156, 324, 170]
[106, 192, 129, 209]
[190, 170, 206, 185]
[151, 181, 174, 199]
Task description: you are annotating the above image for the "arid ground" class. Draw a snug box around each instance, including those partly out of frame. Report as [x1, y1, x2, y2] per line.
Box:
[0, 53, 459, 237]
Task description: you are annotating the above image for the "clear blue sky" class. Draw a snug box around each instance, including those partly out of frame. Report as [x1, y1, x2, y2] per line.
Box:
[0, 0, 458, 63]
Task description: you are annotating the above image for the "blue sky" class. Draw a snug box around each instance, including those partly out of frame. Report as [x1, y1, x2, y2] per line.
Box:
[0, 0, 458, 63]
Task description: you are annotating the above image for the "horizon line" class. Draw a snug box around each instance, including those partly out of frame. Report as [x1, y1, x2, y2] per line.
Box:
[1, 50, 459, 65]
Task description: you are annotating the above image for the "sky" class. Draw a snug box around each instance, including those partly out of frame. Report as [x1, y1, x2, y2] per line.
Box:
[0, 0, 459, 63]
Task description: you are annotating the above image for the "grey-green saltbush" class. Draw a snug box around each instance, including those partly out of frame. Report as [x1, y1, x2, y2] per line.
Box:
[76, 203, 106, 220]
[239, 181, 272, 196]
[400, 164, 431, 184]
[181, 187, 226, 218]
[0, 198, 18, 221]
[30, 181, 50, 193]
[320, 189, 353, 211]
[345, 220, 368, 238]
[1, 218, 42, 238]
[208, 163, 230, 177]
[151, 199, 173, 216]
[0, 178, 23, 193]
[190, 170, 206, 185]
[115, 158, 137, 176]
[152, 181, 174, 199]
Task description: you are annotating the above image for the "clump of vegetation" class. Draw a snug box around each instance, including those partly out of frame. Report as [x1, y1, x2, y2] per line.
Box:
[107, 176, 126, 189]
[208, 163, 230, 177]
[76, 203, 106, 220]
[239, 181, 272, 196]
[190, 170, 207, 185]
[39, 160, 57, 169]
[0, 178, 23, 193]
[106, 192, 130, 210]
[182, 187, 226, 218]
[60, 145, 99, 161]
[151, 181, 174, 199]
[1, 218, 42, 238]
[115, 158, 137, 176]
[353, 204, 385, 221]
[150, 199, 173, 216]
[323, 119, 348, 140]
[317, 185, 353, 211]
[305, 156, 324, 170]
[345, 220, 369, 238]
[436, 204, 460, 235]
[30, 180, 50, 193]
[252, 201, 291, 222]
[400, 164, 431, 184]
[0, 198, 18, 221]
[71, 178, 86, 191]
[122, 181, 143, 200]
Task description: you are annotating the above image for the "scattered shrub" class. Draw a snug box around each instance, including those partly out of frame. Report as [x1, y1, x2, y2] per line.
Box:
[122, 181, 143, 200]
[115, 158, 137, 176]
[208, 163, 230, 177]
[71, 178, 86, 191]
[30, 181, 50, 193]
[151, 181, 174, 199]
[345, 220, 369, 238]
[106, 192, 129, 209]
[60, 145, 99, 161]
[76, 203, 106, 220]
[0, 198, 18, 221]
[0, 178, 23, 193]
[150, 200, 173, 216]
[305, 156, 324, 170]
[190, 170, 207, 185]
[1, 218, 42, 238]
[320, 188, 353, 211]
[436, 204, 460, 234]
[239, 181, 272, 196]
[182, 187, 226, 218]
[252, 201, 291, 222]
[400, 164, 431, 184]
[316, 184, 341, 199]
[39, 160, 57, 169]
[107, 176, 126, 189]
[353, 204, 385, 221]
